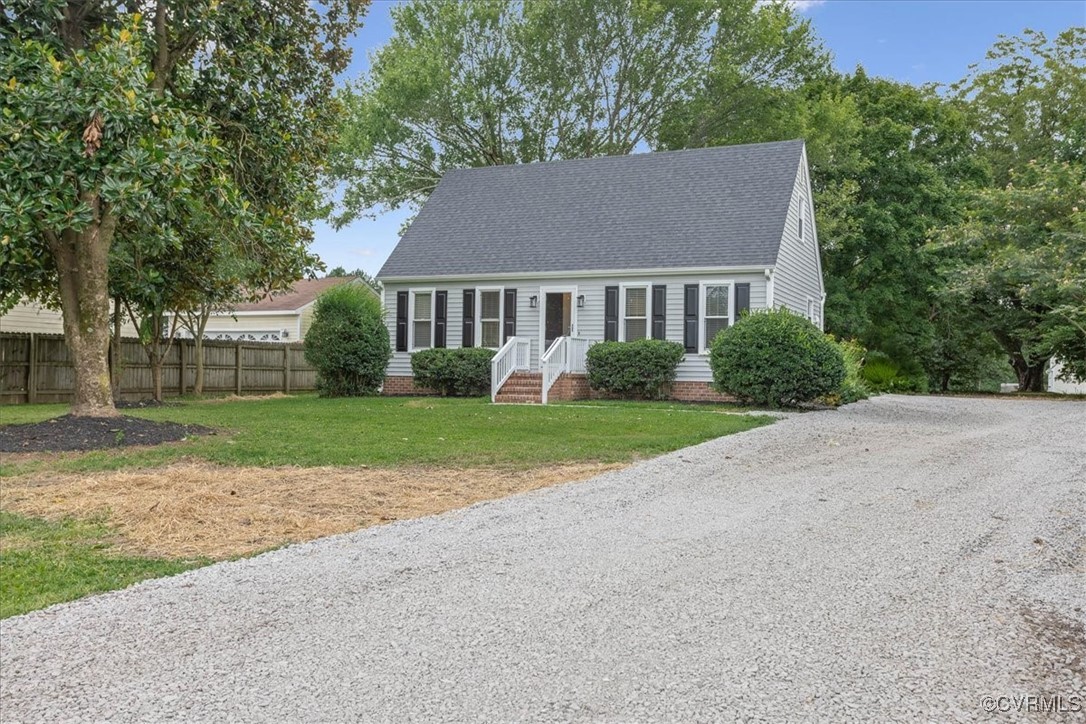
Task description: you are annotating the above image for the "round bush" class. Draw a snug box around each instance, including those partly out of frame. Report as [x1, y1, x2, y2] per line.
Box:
[304, 284, 390, 397]
[585, 339, 685, 399]
[411, 348, 495, 396]
[709, 309, 845, 407]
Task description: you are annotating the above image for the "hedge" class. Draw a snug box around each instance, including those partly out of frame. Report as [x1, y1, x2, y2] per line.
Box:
[303, 284, 390, 397]
[411, 347, 496, 396]
[585, 339, 685, 399]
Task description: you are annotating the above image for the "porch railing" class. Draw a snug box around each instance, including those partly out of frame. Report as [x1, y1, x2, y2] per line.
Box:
[491, 336, 532, 402]
[540, 336, 595, 404]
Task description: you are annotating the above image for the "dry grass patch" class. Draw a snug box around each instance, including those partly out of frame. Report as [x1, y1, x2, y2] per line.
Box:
[1, 462, 624, 559]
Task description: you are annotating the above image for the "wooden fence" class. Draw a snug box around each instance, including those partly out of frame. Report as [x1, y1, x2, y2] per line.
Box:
[0, 333, 316, 404]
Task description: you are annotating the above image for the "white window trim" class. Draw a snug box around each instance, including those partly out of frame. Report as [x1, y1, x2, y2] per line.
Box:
[475, 286, 505, 349]
[699, 280, 734, 355]
[537, 285, 579, 357]
[408, 288, 436, 352]
[619, 283, 651, 342]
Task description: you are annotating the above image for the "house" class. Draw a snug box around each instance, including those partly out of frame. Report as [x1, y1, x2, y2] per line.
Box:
[1048, 359, 1086, 395]
[172, 277, 368, 343]
[0, 300, 138, 336]
[375, 139, 824, 403]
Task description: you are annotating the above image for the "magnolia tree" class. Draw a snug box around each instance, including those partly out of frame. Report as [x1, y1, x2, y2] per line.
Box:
[0, 0, 366, 415]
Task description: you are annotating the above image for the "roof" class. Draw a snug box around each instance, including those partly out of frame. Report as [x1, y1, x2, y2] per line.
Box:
[228, 277, 357, 313]
[378, 139, 805, 279]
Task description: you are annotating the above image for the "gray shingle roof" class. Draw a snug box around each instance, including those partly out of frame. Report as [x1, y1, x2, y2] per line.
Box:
[377, 139, 804, 279]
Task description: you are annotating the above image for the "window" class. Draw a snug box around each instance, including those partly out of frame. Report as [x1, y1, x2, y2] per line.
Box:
[411, 291, 433, 350]
[798, 215, 804, 239]
[479, 289, 502, 348]
[623, 286, 648, 341]
[701, 282, 732, 351]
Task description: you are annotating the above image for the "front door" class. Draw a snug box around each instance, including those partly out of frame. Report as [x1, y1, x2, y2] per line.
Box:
[544, 292, 571, 350]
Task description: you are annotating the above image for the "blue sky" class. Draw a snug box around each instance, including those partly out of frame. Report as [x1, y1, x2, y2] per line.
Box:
[312, 0, 1086, 276]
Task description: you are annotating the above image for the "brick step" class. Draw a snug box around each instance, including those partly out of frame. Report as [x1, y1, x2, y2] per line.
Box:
[500, 384, 542, 392]
[495, 394, 542, 404]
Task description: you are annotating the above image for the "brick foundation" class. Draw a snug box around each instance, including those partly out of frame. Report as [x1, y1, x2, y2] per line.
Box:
[381, 375, 438, 396]
[544, 374, 735, 404]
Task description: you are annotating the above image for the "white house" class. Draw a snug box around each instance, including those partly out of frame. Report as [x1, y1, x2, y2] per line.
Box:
[376, 139, 825, 403]
[1048, 358, 1086, 395]
[0, 300, 138, 336]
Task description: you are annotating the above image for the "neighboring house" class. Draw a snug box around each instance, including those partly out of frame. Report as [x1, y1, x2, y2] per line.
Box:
[376, 139, 825, 403]
[173, 277, 368, 343]
[1048, 358, 1086, 395]
[0, 300, 139, 336]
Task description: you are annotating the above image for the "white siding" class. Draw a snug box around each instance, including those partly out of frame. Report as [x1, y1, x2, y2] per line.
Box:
[383, 271, 767, 383]
[771, 149, 825, 328]
[1049, 358, 1086, 394]
[0, 300, 139, 335]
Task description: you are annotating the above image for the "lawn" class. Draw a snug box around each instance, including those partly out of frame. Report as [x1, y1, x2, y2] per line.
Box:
[1, 395, 770, 476]
[1, 395, 773, 617]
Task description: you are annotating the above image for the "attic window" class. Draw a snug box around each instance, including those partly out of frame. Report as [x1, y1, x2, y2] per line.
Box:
[798, 216, 804, 239]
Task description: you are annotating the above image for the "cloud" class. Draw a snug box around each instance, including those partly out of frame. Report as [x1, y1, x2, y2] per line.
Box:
[350, 247, 377, 258]
[783, 0, 826, 11]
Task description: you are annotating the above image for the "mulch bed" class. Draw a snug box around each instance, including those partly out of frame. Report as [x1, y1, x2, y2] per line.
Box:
[0, 415, 211, 453]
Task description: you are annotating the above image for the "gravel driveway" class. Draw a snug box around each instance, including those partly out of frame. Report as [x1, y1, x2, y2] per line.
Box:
[2, 395, 1084, 722]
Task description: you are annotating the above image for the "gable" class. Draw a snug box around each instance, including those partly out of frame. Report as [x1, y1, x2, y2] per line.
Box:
[378, 140, 805, 279]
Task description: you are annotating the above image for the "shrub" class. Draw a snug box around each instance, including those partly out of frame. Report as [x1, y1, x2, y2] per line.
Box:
[709, 309, 845, 407]
[828, 337, 871, 405]
[585, 339, 685, 399]
[862, 351, 928, 393]
[411, 347, 496, 396]
[304, 284, 390, 397]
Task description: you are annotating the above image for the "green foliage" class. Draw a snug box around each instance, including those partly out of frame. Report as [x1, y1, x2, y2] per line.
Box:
[304, 285, 391, 397]
[410, 348, 496, 397]
[585, 339, 686, 399]
[0, 511, 203, 619]
[829, 337, 870, 404]
[709, 309, 845, 408]
[332, 0, 826, 225]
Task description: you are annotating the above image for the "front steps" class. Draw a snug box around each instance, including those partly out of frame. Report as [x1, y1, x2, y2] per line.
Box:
[495, 372, 542, 404]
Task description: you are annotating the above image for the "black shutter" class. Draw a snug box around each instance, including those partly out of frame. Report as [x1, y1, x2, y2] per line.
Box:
[604, 286, 619, 342]
[735, 283, 750, 319]
[395, 291, 408, 352]
[683, 284, 698, 353]
[503, 289, 517, 342]
[434, 290, 447, 348]
[651, 285, 667, 341]
[462, 289, 475, 348]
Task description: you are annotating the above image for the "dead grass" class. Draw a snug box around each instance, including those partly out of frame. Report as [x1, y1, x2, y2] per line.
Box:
[0, 462, 624, 559]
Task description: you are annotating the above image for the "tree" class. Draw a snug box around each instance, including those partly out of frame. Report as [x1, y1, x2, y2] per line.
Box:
[0, 0, 365, 415]
[326, 266, 380, 294]
[332, 0, 827, 225]
[935, 28, 1086, 390]
[935, 161, 1086, 390]
[304, 284, 390, 397]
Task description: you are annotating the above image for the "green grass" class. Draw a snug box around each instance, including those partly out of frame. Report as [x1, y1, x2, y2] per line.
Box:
[0, 511, 204, 618]
[1, 395, 773, 476]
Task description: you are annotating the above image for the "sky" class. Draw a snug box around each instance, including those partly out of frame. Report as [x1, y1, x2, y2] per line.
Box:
[311, 0, 1086, 277]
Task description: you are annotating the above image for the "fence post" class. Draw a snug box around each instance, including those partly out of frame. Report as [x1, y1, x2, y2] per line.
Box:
[283, 346, 291, 394]
[235, 343, 243, 395]
[179, 340, 187, 396]
[27, 333, 37, 404]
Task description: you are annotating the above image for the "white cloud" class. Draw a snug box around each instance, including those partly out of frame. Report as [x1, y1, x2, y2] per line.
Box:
[756, 0, 826, 12]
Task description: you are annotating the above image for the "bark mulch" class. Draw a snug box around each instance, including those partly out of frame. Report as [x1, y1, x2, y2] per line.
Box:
[0, 415, 211, 453]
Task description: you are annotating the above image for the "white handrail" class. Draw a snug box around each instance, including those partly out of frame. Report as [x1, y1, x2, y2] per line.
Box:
[540, 337, 568, 405]
[491, 336, 531, 402]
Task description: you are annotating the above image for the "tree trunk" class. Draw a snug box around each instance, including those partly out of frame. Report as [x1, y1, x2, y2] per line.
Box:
[1011, 356, 1047, 392]
[152, 356, 164, 402]
[48, 197, 118, 417]
[111, 295, 124, 403]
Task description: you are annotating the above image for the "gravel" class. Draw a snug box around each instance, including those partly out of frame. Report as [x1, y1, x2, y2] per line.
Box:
[2, 394, 1084, 722]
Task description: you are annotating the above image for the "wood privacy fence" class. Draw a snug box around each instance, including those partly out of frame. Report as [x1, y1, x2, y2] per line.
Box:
[0, 333, 316, 404]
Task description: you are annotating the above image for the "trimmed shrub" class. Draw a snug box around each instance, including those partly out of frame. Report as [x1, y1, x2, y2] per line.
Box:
[411, 347, 495, 396]
[585, 339, 685, 399]
[709, 309, 845, 407]
[304, 284, 390, 396]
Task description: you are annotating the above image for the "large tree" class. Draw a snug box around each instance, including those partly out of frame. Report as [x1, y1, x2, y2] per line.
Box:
[332, 0, 827, 225]
[0, 0, 364, 415]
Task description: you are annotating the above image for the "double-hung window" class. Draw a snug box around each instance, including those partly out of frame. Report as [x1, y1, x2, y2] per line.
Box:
[411, 290, 433, 350]
[622, 285, 649, 341]
[701, 282, 732, 352]
[478, 289, 503, 348]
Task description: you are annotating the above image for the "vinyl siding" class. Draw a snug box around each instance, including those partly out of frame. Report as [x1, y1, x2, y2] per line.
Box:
[198, 313, 301, 341]
[771, 149, 825, 328]
[0, 301, 139, 336]
[384, 271, 767, 383]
